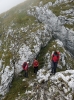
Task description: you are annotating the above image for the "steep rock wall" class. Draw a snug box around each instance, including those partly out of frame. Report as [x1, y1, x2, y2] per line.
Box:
[27, 0, 74, 55]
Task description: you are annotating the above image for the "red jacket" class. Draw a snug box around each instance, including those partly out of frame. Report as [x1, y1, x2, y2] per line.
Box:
[33, 60, 39, 67]
[22, 62, 28, 71]
[52, 52, 60, 62]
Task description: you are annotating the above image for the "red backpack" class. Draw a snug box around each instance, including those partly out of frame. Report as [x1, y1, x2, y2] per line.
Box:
[33, 60, 39, 67]
[52, 53, 59, 62]
[22, 62, 28, 70]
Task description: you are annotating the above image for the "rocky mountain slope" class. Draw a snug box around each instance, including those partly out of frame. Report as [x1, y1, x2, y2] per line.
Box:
[0, 0, 74, 100]
[3, 39, 74, 100]
[28, 0, 74, 55]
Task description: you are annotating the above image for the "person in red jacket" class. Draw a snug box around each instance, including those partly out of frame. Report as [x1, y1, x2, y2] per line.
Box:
[33, 58, 39, 74]
[51, 51, 60, 75]
[22, 61, 29, 77]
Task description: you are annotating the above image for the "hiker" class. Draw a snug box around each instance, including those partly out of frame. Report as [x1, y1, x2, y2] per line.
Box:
[51, 51, 60, 75]
[33, 58, 39, 74]
[22, 61, 29, 78]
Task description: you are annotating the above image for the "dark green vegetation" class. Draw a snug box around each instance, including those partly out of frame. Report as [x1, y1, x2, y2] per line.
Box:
[0, 0, 74, 99]
[0, 0, 55, 67]
[49, 0, 74, 30]
[0, 0, 73, 67]
[2, 39, 51, 100]
[50, 1, 74, 16]
[3, 39, 54, 100]
[3, 67, 36, 100]
[3, 38, 74, 100]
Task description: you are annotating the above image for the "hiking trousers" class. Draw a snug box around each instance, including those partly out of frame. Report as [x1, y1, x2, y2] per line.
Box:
[51, 61, 58, 74]
[34, 67, 38, 74]
[24, 70, 28, 78]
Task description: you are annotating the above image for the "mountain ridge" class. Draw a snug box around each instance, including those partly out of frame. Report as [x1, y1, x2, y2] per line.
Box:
[0, 0, 74, 100]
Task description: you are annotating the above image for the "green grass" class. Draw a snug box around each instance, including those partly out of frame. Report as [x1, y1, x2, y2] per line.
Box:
[3, 66, 36, 100]
[49, 1, 74, 16]
[3, 38, 55, 100]
[0, 0, 73, 68]
[3, 38, 74, 100]
[0, 13, 40, 67]
[64, 24, 74, 31]
[49, 0, 74, 30]
[0, 0, 74, 99]
[37, 38, 54, 68]
[0, 0, 56, 26]
[3, 77, 28, 100]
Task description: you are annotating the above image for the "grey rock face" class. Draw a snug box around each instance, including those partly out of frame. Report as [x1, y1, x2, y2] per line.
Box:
[0, 66, 14, 99]
[28, 1, 74, 56]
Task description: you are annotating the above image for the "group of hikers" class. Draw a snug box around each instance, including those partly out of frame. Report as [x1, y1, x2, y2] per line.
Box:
[22, 50, 60, 78]
[22, 58, 39, 77]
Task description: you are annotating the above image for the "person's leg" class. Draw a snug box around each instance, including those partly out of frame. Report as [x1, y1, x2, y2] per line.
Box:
[34, 67, 38, 74]
[35, 67, 37, 74]
[36, 67, 38, 74]
[34, 67, 35, 73]
[51, 61, 54, 74]
[26, 71, 28, 78]
[54, 62, 57, 74]
[24, 70, 28, 78]
[24, 70, 26, 77]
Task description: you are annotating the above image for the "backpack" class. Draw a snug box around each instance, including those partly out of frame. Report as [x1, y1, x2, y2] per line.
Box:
[22, 62, 28, 70]
[52, 53, 59, 62]
[22, 62, 27, 69]
[33, 60, 39, 67]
